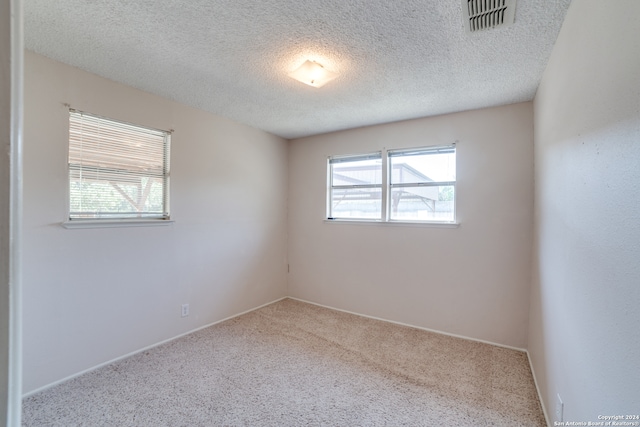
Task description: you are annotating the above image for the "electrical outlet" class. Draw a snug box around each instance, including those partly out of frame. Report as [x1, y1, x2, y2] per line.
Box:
[181, 303, 189, 317]
[555, 393, 564, 422]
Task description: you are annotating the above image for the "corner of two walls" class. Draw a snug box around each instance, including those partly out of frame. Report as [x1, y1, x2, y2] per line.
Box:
[22, 51, 289, 394]
[529, 0, 640, 422]
[287, 102, 535, 350]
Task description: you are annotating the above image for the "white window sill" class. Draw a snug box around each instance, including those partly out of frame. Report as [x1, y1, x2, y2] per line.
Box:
[323, 219, 460, 228]
[62, 219, 175, 229]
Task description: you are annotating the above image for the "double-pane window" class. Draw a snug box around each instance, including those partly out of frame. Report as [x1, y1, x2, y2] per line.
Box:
[328, 145, 456, 223]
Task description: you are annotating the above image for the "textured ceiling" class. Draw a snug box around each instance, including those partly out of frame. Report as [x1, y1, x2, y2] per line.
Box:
[24, 0, 572, 139]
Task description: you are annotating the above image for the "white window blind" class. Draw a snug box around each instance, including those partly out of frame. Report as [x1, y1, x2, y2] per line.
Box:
[68, 110, 171, 220]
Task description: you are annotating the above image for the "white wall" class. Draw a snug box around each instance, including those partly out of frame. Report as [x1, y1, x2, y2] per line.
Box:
[530, 0, 640, 422]
[288, 103, 534, 349]
[22, 52, 288, 394]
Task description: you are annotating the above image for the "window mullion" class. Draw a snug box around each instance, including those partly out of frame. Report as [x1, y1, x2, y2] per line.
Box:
[326, 159, 332, 219]
[382, 147, 389, 222]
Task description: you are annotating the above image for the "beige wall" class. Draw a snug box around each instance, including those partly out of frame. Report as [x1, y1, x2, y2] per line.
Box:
[530, 0, 640, 422]
[22, 52, 289, 394]
[288, 102, 534, 349]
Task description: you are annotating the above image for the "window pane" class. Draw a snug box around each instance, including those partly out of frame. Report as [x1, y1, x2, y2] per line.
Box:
[331, 158, 382, 186]
[330, 188, 381, 219]
[389, 186, 455, 221]
[69, 177, 165, 219]
[389, 151, 456, 184]
[69, 110, 170, 220]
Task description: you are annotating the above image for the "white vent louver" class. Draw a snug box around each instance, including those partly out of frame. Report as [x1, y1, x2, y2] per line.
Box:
[462, 0, 516, 33]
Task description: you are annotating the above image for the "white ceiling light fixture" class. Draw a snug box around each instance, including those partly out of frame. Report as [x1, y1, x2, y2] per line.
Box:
[288, 60, 338, 88]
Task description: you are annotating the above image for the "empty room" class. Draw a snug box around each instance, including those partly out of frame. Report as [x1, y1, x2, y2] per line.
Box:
[1, 0, 638, 425]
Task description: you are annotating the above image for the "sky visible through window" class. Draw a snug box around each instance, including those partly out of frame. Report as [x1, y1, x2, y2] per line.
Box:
[392, 152, 456, 183]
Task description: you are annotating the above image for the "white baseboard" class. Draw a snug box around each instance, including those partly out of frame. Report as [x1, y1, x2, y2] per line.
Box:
[527, 350, 550, 427]
[25, 295, 535, 401]
[23, 296, 288, 398]
[287, 296, 527, 353]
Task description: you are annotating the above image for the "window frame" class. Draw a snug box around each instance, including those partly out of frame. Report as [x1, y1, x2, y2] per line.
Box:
[386, 145, 456, 223]
[326, 144, 457, 225]
[327, 151, 383, 221]
[64, 109, 172, 228]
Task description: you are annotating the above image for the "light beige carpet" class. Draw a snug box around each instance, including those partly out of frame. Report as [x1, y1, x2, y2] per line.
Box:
[22, 298, 546, 426]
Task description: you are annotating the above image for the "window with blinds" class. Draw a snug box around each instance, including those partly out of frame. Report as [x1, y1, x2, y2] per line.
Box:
[68, 110, 171, 220]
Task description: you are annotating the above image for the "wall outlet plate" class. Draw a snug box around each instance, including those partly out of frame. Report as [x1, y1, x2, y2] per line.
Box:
[181, 303, 189, 317]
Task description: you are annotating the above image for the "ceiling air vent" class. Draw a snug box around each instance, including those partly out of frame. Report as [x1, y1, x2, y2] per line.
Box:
[462, 0, 516, 33]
